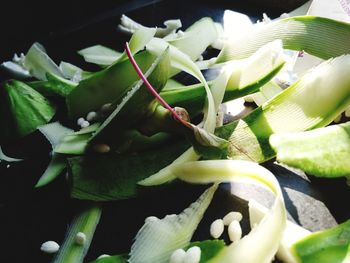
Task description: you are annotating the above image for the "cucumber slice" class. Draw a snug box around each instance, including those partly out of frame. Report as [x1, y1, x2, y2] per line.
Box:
[216, 54, 350, 162]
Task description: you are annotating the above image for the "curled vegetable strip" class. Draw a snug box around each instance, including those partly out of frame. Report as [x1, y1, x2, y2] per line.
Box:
[129, 184, 218, 263]
[170, 160, 287, 263]
[0, 146, 23, 162]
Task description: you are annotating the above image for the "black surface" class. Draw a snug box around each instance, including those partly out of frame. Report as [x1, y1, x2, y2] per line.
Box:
[1, 0, 349, 262]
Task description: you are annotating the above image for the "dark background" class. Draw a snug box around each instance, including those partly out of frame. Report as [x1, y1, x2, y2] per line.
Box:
[2, 1, 348, 263]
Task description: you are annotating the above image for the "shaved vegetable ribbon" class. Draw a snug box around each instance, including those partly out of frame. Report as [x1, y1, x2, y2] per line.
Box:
[125, 42, 192, 129]
[170, 160, 286, 263]
[52, 204, 102, 263]
[129, 184, 218, 263]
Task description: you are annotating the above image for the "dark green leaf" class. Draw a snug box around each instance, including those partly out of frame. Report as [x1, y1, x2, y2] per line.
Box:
[0, 80, 56, 143]
[68, 140, 189, 201]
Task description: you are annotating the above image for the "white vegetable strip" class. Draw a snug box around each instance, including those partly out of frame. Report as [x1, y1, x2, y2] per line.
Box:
[128, 184, 218, 263]
[78, 45, 122, 66]
[249, 200, 310, 263]
[0, 146, 23, 162]
[170, 160, 286, 263]
[23, 42, 64, 80]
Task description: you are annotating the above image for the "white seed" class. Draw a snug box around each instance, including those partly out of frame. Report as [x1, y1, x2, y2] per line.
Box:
[210, 219, 224, 239]
[101, 103, 112, 112]
[86, 111, 97, 121]
[75, 232, 86, 246]
[184, 246, 201, 263]
[93, 143, 111, 153]
[228, 220, 242, 242]
[77, 117, 85, 126]
[169, 248, 186, 263]
[40, 241, 60, 254]
[80, 120, 90, 128]
[97, 254, 110, 259]
[223, 211, 243, 226]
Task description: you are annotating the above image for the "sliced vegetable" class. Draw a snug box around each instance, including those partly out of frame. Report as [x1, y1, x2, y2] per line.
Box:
[216, 54, 350, 162]
[78, 45, 122, 66]
[167, 17, 218, 61]
[119, 14, 182, 38]
[128, 184, 218, 263]
[0, 145, 23, 162]
[0, 80, 56, 143]
[52, 204, 102, 263]
[270, 121, 350, 178]
[170, 160, 286, 263]
[293, 220, 350, 263]
[217, 16, 350, 63]
[161, 39, 286, 116]
[23, 42, 63, 80]
[248, 199, 310, 263]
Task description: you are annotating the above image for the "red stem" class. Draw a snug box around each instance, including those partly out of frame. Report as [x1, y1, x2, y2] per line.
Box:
[124, 42, 192, 129]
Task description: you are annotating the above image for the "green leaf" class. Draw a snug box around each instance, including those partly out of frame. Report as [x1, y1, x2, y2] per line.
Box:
[187, 240, 226, 263]
[68, 140, 189, 201]
[88, 48, 170, 149]
[217, 16, 350, 63]
[52, 204, 102, 263]
[0, 80, 56, 143]
[293, 220, 350, 263]
[270, 122, 350, 178]
[46, 72, 77, 97]
[35, 154, 66, 188]
[216, 55, 350, 163]
[89, 255, 128, 263]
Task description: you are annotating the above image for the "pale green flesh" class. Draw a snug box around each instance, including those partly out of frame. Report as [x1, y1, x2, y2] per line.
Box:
[217, 16, 350, 62]
[270, 122, 350, 178]
[216, 55, 350, 163]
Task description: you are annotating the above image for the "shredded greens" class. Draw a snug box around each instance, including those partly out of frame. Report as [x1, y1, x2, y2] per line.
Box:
[1, 6, 350, 263]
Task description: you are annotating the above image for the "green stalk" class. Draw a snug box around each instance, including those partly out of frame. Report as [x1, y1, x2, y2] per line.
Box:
[217, 16, 350, 63]
[52, 204, 102, 263]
